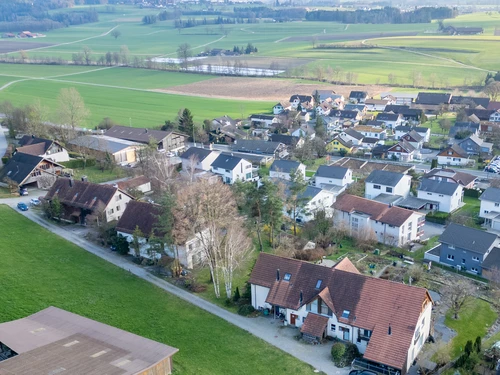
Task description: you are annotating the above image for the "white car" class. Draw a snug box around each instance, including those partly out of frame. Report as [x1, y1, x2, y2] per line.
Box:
[30, 198, 41, 206]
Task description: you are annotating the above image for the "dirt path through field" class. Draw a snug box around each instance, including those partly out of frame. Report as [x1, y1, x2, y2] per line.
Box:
[154, 76, 388, 102]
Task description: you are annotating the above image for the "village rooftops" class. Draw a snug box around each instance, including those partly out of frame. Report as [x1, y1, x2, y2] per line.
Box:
[365, 170, 406, 187]
[0, 306, 178, 375]
[269, 134, 299, 146]
[116, 175, 151, 191]
[69, 135, 141, 154]
[423, 168, 476, 187]
[333, 194, 417, 227]
[450, 96, 490, 108]
[105, 125, 178, 144]
[232, 139, 282, 155]
[415, 92, 452, 105]
[376, 113, 401, 121]
[0, 152, 63, 185]
[249, 253, 431, 371]
[349, 91, 368, 99]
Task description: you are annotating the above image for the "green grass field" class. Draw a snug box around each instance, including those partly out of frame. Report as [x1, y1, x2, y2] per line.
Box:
[0, 205, 317, 375]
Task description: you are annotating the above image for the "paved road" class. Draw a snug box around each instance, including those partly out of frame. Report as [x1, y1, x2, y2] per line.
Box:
[1, 199, 348, 375]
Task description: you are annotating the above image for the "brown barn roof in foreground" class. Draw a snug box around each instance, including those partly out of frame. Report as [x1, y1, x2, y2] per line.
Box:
[116, 200, 163, 237]
[333, 194, 419, 227]
[250, 253, 432, 371]
[0, 306, 178, 375]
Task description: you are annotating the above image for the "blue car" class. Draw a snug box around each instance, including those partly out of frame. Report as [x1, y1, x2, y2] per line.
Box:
[17, 202, 29, 211]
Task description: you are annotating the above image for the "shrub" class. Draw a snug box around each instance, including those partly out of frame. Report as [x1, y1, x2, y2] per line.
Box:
[1, 156, 9, 164]
[464, 188, 482, 198]
[294, 248, 326, 261]
[233, 286, 240, 302]
[237, 304, 255, 316]
[426, 211, 450, 225]
[331, 342, 346, 366]
[344, 342, 360, 364]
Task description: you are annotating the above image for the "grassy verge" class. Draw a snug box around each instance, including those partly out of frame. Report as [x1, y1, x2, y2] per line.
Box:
[0, 205, 318, 375]
[451, 196, 482, 229]
[444, 297, 497, 358]
[70, 165, 127, 183]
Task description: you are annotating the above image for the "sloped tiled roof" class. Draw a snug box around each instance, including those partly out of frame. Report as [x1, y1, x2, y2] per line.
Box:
[116, 200, 163, 237]
[300, 313, 329, 338]
[180, 147, 217, 162]
[315, 165, 349, 179]
[418, 178, 460, 196]
[105, 125, 179, 144]
[270, 160, 302, 173]
[116, 175, 151, 191]
[366, 170, 406, 187]
[480, 187, 500, 204]
[439, 223, 497, 254]
[423, 168, 476, 187]
[0, 152, 60, 185]
[211, 154, 245, 170]
[415, 92, 451, 105]
[437, 144, 468, 159]
[333, 194, 417, 227]
[15, 142, 47, 156]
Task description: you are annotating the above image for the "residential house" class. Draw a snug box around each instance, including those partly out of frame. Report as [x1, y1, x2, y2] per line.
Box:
[340, 128, 364, 146]
[465, 108, 495, 122]
[211, 154, 253, 184]
[375, 113, 403, 129]
[448, 122, 480, 138]
[437, 144, 470, 166]
[457, 134, 493, 155]
[250, 114, 279, 128]
[415, 93, 452, 106]
[479, 187, 500, 231]
[289, 94, 314, 110]
[115, 176, 151, 196]
[366, 120, 384, 127]
[291, 123, 316, 139]
[394, 125, 412, 140]
[360, 137, 380, 149]
[353, 125, 387, 140]
[312, 89, 337, 103]
[387, 141, 417, 162]
[69, 135, 142, 165]
[401, 130, 424, 150]
[105, 125, 186, 154]
[269, 160, 305, 181]
[0, 307, 178, 375]
[316, 102, 333, 116]
[273, 102, 286, 114]
[269, 134, 303, 149]
[333, 194, 426, 246]
[449, 96, 490, 110]
[412, 127, 431, 143]
[381, 92, 417, 105]
[480, 122, 500, 135]
[116, 201, 204, 268]
[385, 107, 423, 124]
[286, 185, 336, 222]
[180, 147, 221, 172]
[349, 91, 368, 104]
[249, 253, 433, 375]
[343, 104, 367, 114]
[17, 135, 69, 162]
[326, 136, 354, 154]
[488, 101, 500, 111]
[330, 110, 362, 126]
[423, 168, 476, 189]
[416, 179, 463, 213]
[365, 170, 411, 200]
[209, 120, 247, 144]
[364, 99, 392, 111]
[0, 152, 64, 189]
[490, 110, 500, 122]
[314, 165, 353, 189]
[233, 139, 286, 159]
[434, 223, 499, 276]
[44, 178, 133, 223]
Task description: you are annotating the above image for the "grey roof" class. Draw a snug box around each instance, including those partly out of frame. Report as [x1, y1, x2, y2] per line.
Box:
[376, 113, 401, 121]
[211, 154, 245, 170]
[418, 178, 460, 196]
[69, 135, 140, 154]
[0, 152, 61, 185]
[315, 165, 349, 179]
[180, 147, 216, 162]
[250, 114, 275, 120]
[270, 160, 302, 173]
[373, 193, 403, 205]
[423, 168, 477, 187]
[105, 125, 177, 144]
[482, 247, 500, 270]
[366, 170, 406, 187]
[404, 130, 424, 142]
[233, 139, 281, 154]
[330, 109, 359, 118]
[343, 104, 365, 112]
[385, 105, 410, 113]
[439, 223, 498, 254]
[415, 92, 451, 105]
[269, 134, 299, 146]
[299, 185, 323, 200]
[397, 196, 431, 210]
[450, 96, 490, 108]
[349, 91, 367, 99]
[344, 128, 364, 140]
[0, 306, 178, 375]
[480, 187, 500, 204]
[362, 137, 379, 144]
[395, 125, 412, 132]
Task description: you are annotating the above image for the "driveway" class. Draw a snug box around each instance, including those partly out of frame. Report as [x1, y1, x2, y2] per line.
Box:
[422, 222, 445, 240]
[1, 202, 349, 375]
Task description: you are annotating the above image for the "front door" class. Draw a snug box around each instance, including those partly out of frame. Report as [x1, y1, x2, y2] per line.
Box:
[343, 328, 350, 341]
[290, 314, 297, 325]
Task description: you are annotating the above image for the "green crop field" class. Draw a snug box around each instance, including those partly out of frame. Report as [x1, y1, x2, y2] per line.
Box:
[0, 205, 317, 375]
[0, 69, 273, 127]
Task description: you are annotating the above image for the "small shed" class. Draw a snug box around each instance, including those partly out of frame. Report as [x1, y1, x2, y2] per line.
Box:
[300, 313, 328, 344]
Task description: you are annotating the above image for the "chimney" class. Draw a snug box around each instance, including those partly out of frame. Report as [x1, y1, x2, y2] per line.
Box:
[69, 178, 73, 187]
[276, 269, 280, 281]
[299, 291, 303, 305]
[388, 324, 392, 335]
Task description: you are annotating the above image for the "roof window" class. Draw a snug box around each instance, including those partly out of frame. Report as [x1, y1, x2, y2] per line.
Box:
[342, 310, 350, 319]
[283, 273, 291, 281]
[315, 280, 322, 289]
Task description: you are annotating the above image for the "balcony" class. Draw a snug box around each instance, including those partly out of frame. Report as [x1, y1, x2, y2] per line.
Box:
[352, 358, 401, 375]
[417, 219, 425, 227]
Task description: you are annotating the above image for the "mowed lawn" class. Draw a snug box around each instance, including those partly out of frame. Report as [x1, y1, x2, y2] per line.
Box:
[0, 77, 273, 127]
[0, 205, 317, 375]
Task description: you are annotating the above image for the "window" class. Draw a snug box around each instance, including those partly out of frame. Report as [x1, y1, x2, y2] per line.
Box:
[116, 206, 120, 211]
[462, 258, 466, 264]
[439, 194, 444, 197]
[495, 203, 500, 207]
[408, 222, 412, 231]
[283, 273, 291, 281]
[341, 310, 350, 319]
[427, 192, 432, 195]
[315, 280, 322, 289]
[306, 303, 311, 312]
[386, 187, 393, 193]
[373, 185, 381, 190]
[473, 256, 479, 261]
[330, 324, 336, 331]
[449, 244, 455, 250]
[471, 267, 478, 273]
[320, 301, 329, 316]
[447, 254, 455, 261]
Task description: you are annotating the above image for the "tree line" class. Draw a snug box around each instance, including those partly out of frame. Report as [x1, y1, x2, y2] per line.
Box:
[306, 6, 456, 24]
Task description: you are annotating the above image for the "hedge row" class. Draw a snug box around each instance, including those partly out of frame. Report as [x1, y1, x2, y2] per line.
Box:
[425, 211, 450, 225]
[61, 159, 96, 169]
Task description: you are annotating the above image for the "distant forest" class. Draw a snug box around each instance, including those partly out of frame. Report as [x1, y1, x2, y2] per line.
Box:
[0, 0, 98, 32]
[306, 7, 457, 24]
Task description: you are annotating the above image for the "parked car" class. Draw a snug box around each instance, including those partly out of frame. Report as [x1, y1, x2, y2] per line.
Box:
[30, 198, 41, 206]
[17, 202, 28, 211]
[19, 188, 28, 196]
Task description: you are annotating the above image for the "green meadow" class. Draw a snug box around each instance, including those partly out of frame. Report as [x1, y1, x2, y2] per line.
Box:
[0, 205, 317, 374]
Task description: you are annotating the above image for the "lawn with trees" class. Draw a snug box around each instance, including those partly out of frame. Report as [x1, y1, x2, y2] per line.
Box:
[0, 205, 318, 375]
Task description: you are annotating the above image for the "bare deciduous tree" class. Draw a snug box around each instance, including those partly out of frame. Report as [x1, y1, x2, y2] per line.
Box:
[57, 87, 90, 139]
[441, 280, 475, 319]
[484, 81, 500, 101]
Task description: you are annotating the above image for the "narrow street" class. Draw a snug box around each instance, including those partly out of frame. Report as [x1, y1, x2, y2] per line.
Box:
[1, 200, 348, 375]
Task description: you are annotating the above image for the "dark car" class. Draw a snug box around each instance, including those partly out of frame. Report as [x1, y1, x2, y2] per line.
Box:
[17, 202, 29, 211]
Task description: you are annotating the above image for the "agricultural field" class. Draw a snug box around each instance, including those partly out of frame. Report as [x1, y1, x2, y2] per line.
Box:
[0, 205, 318, 375]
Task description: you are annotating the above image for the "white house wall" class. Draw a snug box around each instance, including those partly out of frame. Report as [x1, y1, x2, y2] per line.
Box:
[105, 191, 132, 222]
[251, 285, 272, 310]
[437, 155, 469, 166]
[480, 199, 500, 218]
[417, 186, 462, 213]
[406, 301, 432, 371]
[365, 176, 410, 200]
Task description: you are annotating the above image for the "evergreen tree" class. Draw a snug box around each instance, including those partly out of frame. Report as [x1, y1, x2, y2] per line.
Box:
[178, 108, 195, 141]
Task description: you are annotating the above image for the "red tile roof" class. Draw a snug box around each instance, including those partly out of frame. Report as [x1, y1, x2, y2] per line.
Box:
[250, 253, 432, 370]
[333, 194, 418, 227]
[116, 175, 151, 191]
[300, 313, 329, 338]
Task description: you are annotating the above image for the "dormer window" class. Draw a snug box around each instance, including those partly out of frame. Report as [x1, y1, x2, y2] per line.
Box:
[342, 310, 350, 319]
[283, 273, 291, 281]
